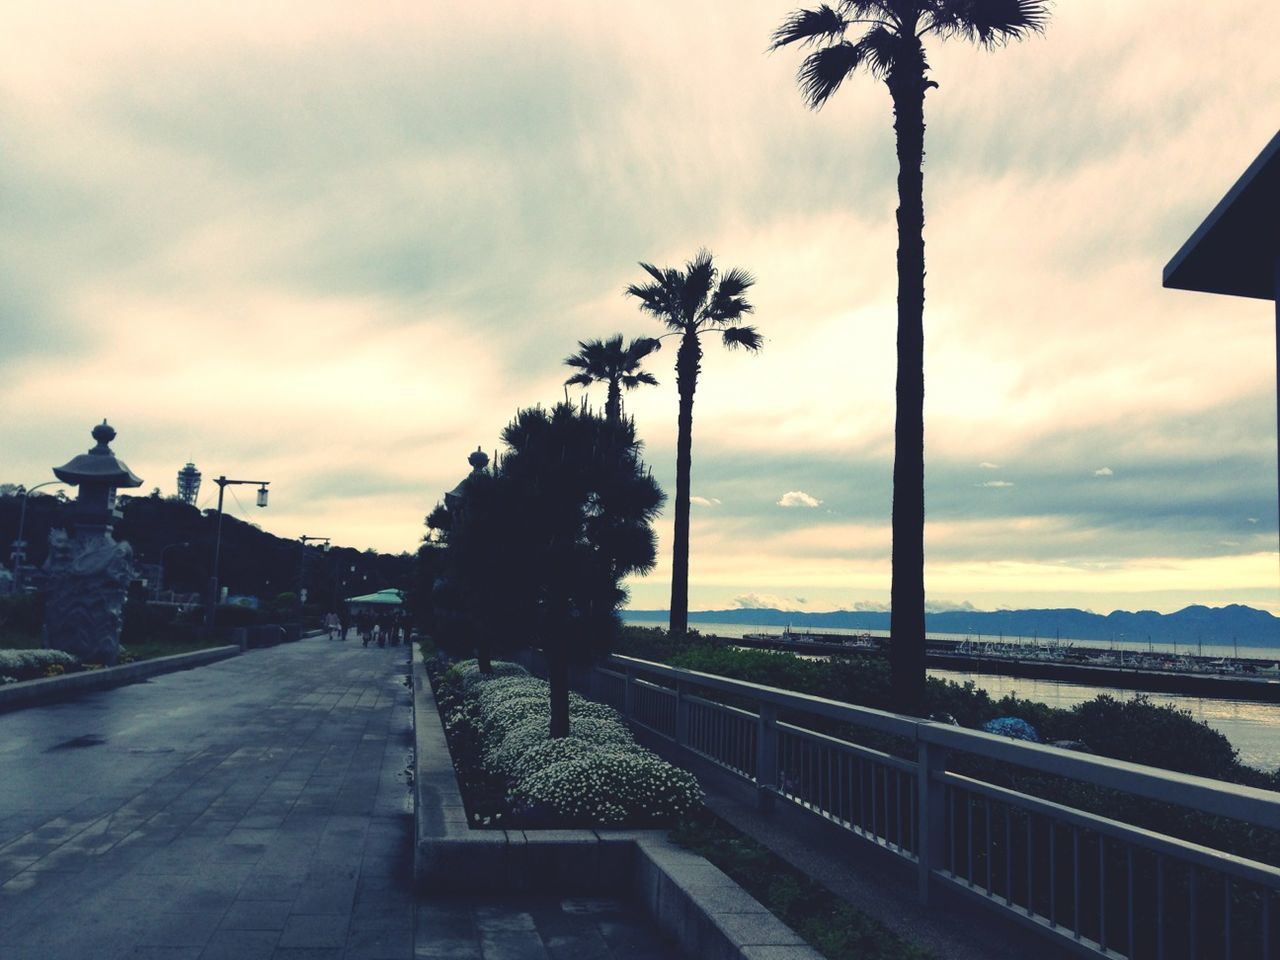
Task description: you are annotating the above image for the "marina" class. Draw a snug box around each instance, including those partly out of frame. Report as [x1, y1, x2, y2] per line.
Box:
[723, 625, 1280, 702]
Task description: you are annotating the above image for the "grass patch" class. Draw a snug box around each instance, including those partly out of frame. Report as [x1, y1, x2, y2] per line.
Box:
[671, 810, 933, 960]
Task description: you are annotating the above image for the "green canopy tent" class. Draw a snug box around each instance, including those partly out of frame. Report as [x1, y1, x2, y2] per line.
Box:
[344, 588, 404, 614]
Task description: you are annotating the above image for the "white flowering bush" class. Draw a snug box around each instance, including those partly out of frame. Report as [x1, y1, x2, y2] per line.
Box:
[510, 748, 703, 826]
[0, 649, 79, 682]
[485, 715, 634, 780]
[439, 657, 703, 827]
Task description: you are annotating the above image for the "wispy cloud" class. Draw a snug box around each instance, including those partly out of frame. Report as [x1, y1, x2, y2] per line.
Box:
[0, 1, 1276, 614]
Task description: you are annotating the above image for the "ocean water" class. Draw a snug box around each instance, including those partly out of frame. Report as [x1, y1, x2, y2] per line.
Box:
[622, 617, 1280, 771]
[623, 618, 1280, 662]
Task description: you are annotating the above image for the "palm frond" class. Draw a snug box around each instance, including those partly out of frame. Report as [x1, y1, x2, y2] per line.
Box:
[637, 261, 667, 286]
[797, 41, 866, 108]
[857, 25, 900, 77]
[564, 371, 595, 388]
[721, 326, 763, 352]
[680, 249, 716, 324]
[625, 336, 661, 362]
[926, 0, 1050, 46]
[770, 5, 848, 50]
[622, 371, 659, 389]
[624, 281, 670, 319]
[716, 266, 757, 298]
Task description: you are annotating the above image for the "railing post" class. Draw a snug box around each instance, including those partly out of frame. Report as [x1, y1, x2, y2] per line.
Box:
[623, 667, 636, 720]
[756, 703, 778, 812]
[916, 730, 950, 906]
[675, 680, 690, 746]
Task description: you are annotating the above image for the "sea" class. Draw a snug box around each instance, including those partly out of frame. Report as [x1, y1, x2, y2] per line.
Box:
[622, 617, 1280, 772]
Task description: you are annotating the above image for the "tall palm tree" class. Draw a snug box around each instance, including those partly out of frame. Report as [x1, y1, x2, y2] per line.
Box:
[626, 249, 761, 638]
[771, 1, 1048, 716]
[563, 334, 660, 424]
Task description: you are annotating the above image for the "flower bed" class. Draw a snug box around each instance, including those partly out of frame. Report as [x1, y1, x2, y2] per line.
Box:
[0, 649, 79, 684]
[434, 658, 702, 828]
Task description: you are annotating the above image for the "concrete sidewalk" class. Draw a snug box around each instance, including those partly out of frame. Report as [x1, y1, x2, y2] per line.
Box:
[0, 638, 677, 960]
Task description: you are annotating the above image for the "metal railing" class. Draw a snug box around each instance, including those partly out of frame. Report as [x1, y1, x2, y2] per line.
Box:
[590, 654, 1280, 960]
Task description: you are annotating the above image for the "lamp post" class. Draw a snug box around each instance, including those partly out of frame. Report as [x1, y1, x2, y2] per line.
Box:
[9, 480, 67, 592]
[207, 475, 270, 626]
[297, 535, 330, 609]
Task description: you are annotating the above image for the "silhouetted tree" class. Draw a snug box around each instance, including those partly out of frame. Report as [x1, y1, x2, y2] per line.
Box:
[496, 403, 664, 736]
[771, 1, 1049, 716]
[626, 250, 760, 639]
[563, 334, 660, 424]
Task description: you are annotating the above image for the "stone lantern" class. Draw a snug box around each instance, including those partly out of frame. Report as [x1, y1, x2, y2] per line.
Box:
[43, 420, 144, 664]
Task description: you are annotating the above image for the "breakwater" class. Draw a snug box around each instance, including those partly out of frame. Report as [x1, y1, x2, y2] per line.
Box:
[724, 634, 1280, 704]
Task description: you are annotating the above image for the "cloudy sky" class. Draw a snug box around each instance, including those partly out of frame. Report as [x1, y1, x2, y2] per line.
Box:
[3, 1, 1278, 615]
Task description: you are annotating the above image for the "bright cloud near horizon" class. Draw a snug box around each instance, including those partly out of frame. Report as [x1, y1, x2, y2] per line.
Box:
[2, 2, 1277, 616]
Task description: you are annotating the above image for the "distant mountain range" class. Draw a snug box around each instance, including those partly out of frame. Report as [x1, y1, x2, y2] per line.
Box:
[623, 604, 1280, 647]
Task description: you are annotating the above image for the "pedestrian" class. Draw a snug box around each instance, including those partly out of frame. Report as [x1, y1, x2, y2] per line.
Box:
[338, 609, 349, 641]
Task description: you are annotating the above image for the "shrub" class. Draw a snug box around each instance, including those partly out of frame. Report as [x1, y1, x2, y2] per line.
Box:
[510, 748, 702, 826]
[486, 715, 633, 780]
[0, 593, 44, 642]
[1070, 694, 1239, 779]
[443, 658, 703, 827]
[0, 649, 79, 682]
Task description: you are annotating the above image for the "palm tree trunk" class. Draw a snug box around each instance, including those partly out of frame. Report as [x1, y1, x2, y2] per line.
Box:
[605, 377, 622, 425]
[669, 331, 701, 638]
[888, 59, 928, 717]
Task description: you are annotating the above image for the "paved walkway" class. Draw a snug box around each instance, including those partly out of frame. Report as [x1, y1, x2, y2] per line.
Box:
[0, 638, 677, 960]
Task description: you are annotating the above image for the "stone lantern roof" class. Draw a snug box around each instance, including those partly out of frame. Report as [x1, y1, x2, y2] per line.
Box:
[53, 420, 144, 488]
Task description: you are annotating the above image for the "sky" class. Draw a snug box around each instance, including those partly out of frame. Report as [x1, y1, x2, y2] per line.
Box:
[2, 1, 1278, 616]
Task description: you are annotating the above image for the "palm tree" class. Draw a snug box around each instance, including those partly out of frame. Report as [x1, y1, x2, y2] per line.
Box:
[563, 334, 660, 424]
[626, 249, 761, 638]
[771, 1, 1049, 716]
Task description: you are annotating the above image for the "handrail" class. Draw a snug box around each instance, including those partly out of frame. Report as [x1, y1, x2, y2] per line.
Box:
[594, 651, 1280, 958]
[605, 653, 1280, 831]
[605, 654, 919, 737]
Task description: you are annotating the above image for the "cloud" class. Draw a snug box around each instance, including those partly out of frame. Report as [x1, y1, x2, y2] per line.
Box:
[926, 599, 979, 613]
[689, 496, 722, 507]
[732, 592, 797, 611]
[979, 462, 1000, 470]
[1094, 467, 1114, 477]
[847, 600, 890, 612]
[777, 490, 822, 508]
[979, 480, 1015, 488]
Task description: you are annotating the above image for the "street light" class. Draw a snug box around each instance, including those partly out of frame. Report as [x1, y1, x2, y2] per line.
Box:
[207, 475, 270, 625]
[298, 535, 330, 607]
[9, 480, 67, 592]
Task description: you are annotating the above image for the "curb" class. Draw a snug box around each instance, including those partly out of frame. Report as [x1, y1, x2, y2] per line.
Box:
[411, 657, 821, 960]
[0, 644, 241, 713]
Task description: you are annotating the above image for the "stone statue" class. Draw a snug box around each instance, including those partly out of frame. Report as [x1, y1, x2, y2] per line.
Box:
[42, 529, 134, 665]
[41, 421, 143, 666]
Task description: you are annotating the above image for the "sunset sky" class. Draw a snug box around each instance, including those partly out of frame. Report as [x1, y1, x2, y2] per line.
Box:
[2, 2, 1278, 615]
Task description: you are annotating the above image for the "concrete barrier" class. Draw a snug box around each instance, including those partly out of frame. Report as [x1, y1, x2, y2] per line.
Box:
[0, 644, 241, 713]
